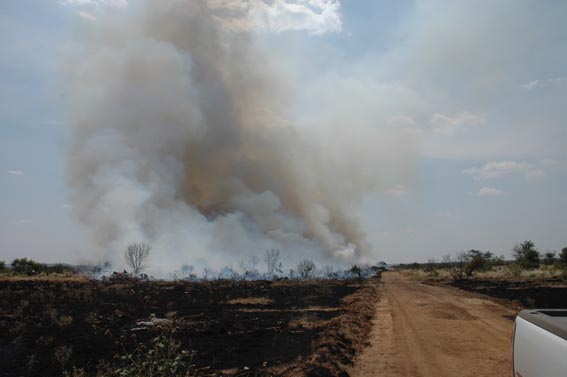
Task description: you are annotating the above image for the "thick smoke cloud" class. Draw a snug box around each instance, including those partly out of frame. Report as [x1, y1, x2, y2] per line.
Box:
[66, 0, 412, 273]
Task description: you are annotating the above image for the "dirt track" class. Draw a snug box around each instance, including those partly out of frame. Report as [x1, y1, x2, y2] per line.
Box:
[350, 271, 517, 377]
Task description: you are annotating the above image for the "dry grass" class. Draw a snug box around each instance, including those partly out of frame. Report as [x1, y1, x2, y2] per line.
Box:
[0, 274, 89, 282]
[288, 313, 328, 330]
[225, 297, 273, 305]
[402, 264, 566, 281]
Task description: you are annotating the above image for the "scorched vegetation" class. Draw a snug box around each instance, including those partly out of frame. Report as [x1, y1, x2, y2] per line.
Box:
[0, 274, 379, 376]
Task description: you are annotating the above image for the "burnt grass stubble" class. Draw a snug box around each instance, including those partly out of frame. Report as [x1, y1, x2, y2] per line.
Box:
[450, 278, 567, 309]
[0, 276, 379, 377]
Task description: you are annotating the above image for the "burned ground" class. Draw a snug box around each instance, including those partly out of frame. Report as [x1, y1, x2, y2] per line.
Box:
[450, 277, 567, 309]
[0, 277, 378, 376]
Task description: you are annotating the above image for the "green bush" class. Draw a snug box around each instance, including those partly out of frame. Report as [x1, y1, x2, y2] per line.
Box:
[11, 258, 46, 275]
[513, 240, 540, 269]
[464, 250, 494, 276]
[543, 251, 557, 265]
[444, 250, 497, 280]
[111, 327, 195, 377]
[9, 259, 76, 275]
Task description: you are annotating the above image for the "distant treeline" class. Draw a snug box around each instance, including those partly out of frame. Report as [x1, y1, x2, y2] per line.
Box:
[0, 258, 77, 276]
[394, 240, 567, 280]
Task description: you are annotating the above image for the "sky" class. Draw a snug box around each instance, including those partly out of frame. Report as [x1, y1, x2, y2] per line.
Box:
[1, 0, 566, 266]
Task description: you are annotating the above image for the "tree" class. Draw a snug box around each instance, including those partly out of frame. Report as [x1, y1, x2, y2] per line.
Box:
[444, 250, 496, 280]
[323, 265, 338, 279]
[203, 268, 213, 280]
[264, 249, 283, 276]
[559, 247, 567, 275]
[125, 242, 151, 274]
[543, 251, 557, 265]
[218, 266, 238, 280]
[93, 261, 112, 275]
[180, 264, 194, 276]
[443, 252, 467, 281]
[349, 265, 362, 279]
[513, 240, 540, 269]
[465, 250, 493, 276]
[240, 256, 260, 275]
[11, 258, 45, 275]
[297, 259, 316, 279]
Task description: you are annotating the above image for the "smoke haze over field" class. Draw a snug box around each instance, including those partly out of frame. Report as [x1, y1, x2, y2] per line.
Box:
[65, 0, 417, 272]
[3, 1, 566, 267]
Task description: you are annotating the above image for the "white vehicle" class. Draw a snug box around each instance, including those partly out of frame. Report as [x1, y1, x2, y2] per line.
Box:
[512, 309, 567, 377]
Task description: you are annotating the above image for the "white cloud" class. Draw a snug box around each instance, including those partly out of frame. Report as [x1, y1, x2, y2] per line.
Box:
[60, 0, 340, 35]
[463, 161, 533, 180]
[77, 10, 97, 22]
[60, 0, 340, 33]
[430, 111, 484, 135]
[521, 80, 539, 90]
[478, 187, 505, 196]
[61, 204, 73, 209]
[521, 77, 564, 90]
[7, 170, 24, 176]
[463, 160, 557, 182]
[59, 0, 128, 8]
[208, 0, 342, 35]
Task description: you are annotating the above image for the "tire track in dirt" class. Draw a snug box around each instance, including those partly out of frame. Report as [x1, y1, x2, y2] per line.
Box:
[349, 271, 517, 377]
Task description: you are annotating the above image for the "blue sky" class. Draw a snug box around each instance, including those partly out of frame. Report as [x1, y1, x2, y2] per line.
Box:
[1, 0, 566, 266]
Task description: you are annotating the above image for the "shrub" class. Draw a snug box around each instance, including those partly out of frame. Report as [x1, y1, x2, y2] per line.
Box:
[465, 250, 494, 275]
[110, 328, 195, 377]
[11, 258, 46, 275]
[443, 252, 468, 280]
[543, 251, 557, 265]
[349, 265, 362, 279]
[297, 259, 316, 279]
[443, 250, 496, 280]
[513, 240, 540, 269]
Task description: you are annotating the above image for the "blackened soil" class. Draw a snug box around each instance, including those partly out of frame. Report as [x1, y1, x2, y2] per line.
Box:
[450, 278, 567, 309]
[0, 278, 377, 376]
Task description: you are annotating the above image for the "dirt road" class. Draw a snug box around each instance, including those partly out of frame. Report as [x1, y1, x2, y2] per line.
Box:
[350, 271, 517, 377]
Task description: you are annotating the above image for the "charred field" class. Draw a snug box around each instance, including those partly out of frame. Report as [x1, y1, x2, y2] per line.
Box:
[0, 277, 379, 377]
[449, 277, 567, 309]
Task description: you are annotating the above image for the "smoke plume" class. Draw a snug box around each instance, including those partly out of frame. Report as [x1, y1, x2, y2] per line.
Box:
[65, 0, 414, 273]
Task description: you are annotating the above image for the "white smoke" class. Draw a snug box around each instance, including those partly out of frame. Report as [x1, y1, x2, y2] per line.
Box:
[65, 0, 417, 274]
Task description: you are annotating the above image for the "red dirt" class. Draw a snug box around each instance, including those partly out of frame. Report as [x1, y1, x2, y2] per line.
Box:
[349, 271, 517, 377]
